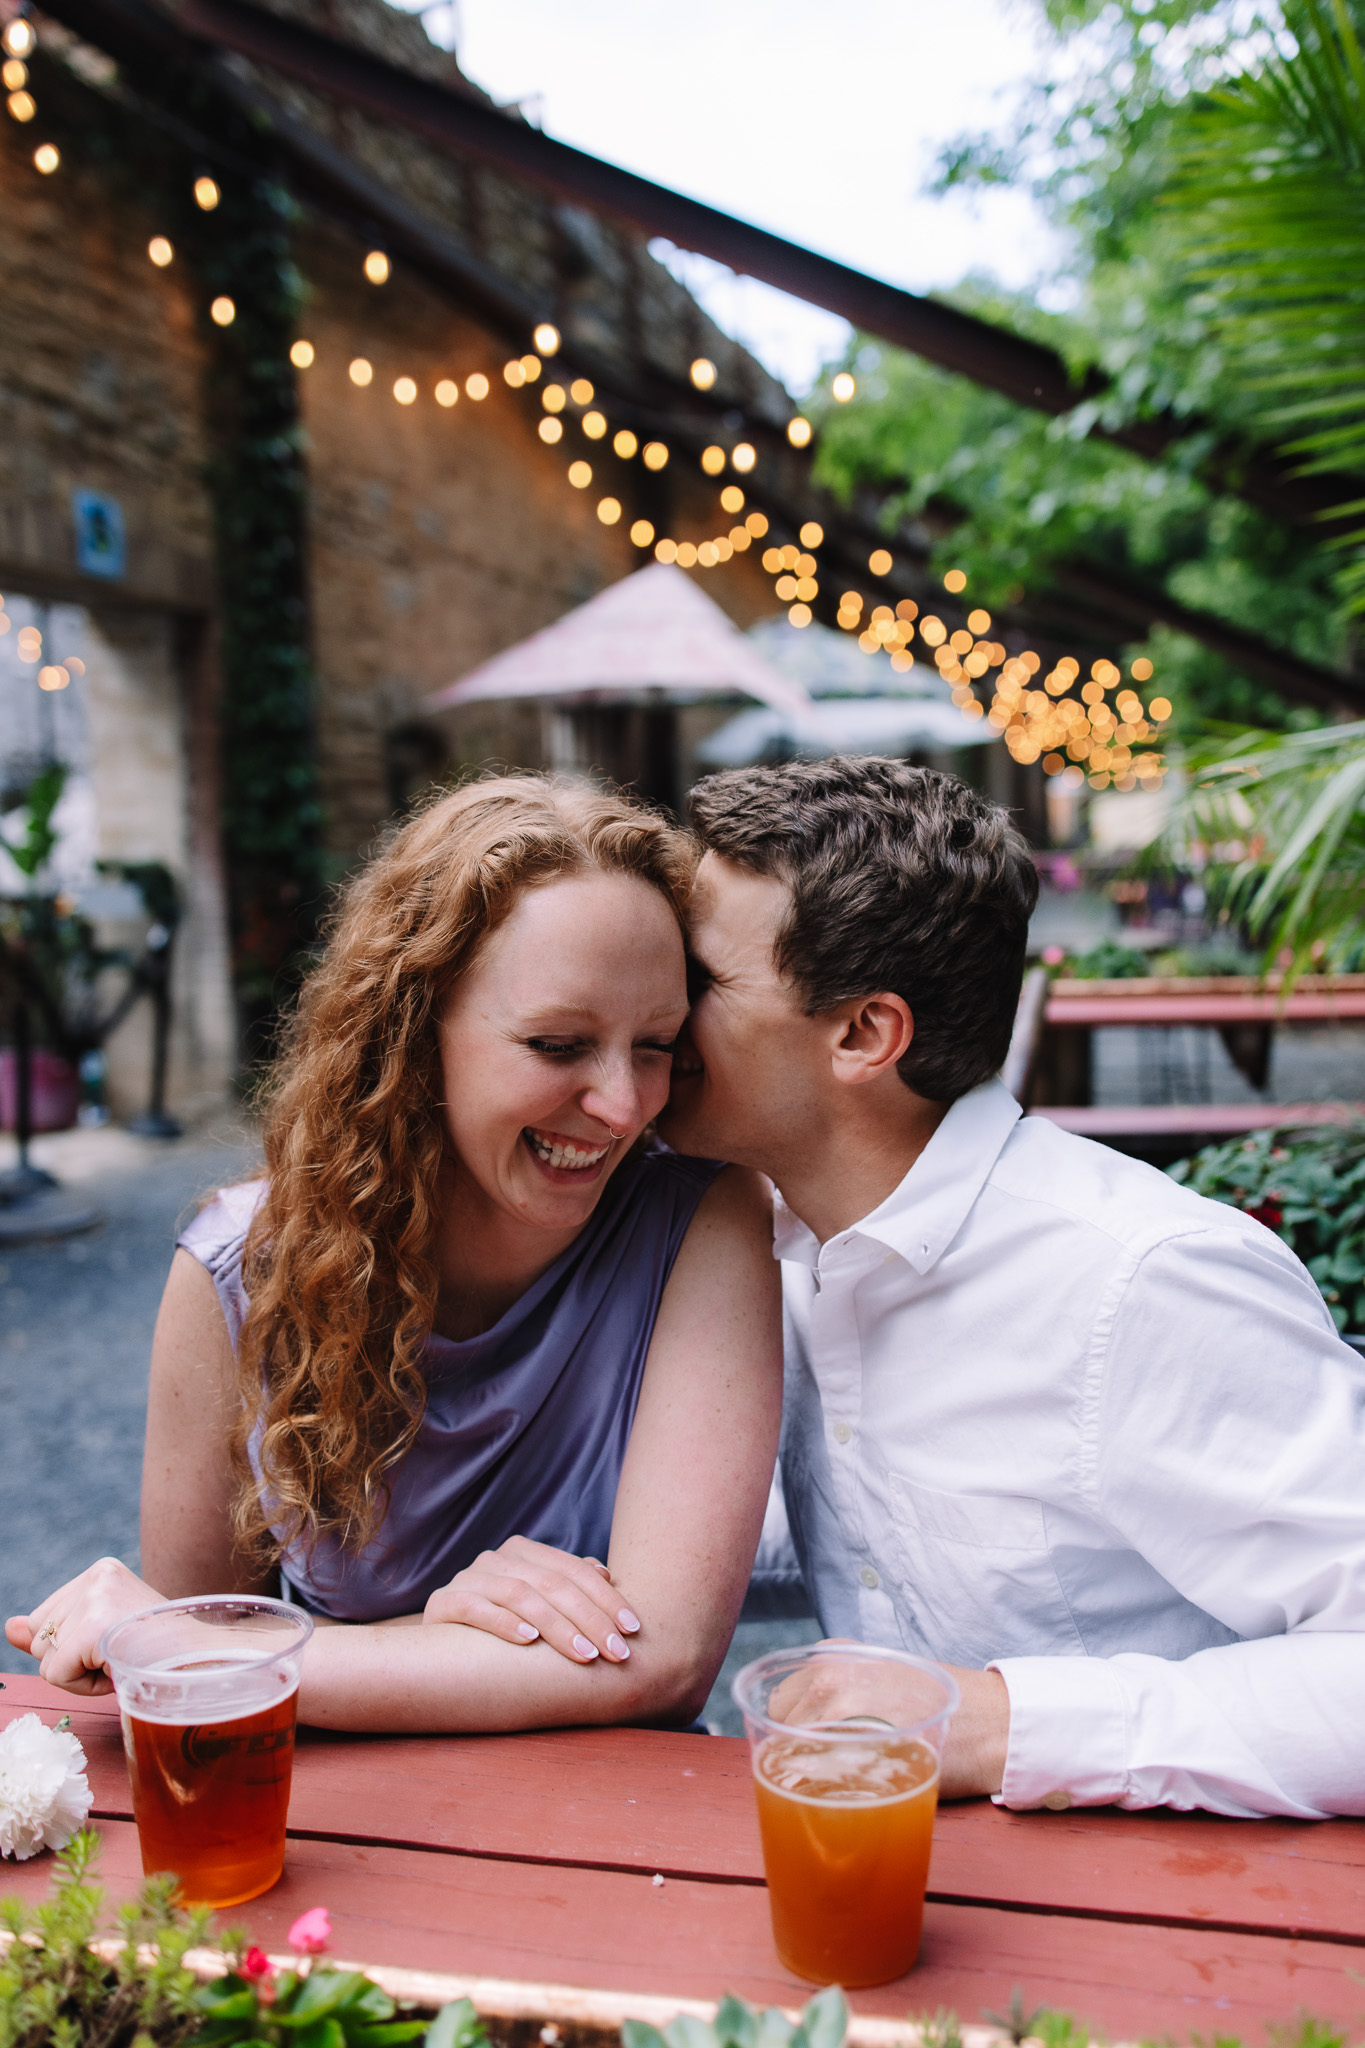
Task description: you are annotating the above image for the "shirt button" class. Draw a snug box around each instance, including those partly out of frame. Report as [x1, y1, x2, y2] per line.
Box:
[860, 1565, 879, 1589]
[1042, 1790, 1072, 1812]
[833, 1422, 852, 1444]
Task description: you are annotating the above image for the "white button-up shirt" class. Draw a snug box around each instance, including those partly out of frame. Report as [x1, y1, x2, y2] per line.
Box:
[776, 1076, 1365, 1818]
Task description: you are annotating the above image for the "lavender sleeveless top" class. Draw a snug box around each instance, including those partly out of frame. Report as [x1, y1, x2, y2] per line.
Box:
[178, 1150, 722, 1621]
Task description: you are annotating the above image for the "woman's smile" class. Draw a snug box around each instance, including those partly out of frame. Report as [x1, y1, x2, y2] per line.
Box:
[522, 1125, 614, 1181]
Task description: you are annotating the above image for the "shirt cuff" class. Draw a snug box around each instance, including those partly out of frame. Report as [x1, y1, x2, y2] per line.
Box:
[989, 1655, 1130, 1810]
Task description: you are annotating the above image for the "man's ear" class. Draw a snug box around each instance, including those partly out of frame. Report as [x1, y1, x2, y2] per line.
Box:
[829, 993, 914, 1087]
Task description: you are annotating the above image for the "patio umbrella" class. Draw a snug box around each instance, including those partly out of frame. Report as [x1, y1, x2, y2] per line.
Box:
[426, 562, 812, 718]
[695, 694, 998, 768]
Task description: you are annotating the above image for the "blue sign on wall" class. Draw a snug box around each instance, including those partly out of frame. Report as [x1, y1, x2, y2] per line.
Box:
[72, 490, 126, 579]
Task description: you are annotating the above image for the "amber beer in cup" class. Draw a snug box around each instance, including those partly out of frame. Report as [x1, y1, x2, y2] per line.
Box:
[99, 1596, 314, 1908]
[733, 1644, 960, 1987]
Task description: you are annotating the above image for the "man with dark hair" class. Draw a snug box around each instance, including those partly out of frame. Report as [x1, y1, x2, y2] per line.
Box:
[661, 756, 1365, 1818]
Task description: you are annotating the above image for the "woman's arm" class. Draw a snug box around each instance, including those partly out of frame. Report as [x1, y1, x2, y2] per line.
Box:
[301, 1164, 783, 1730]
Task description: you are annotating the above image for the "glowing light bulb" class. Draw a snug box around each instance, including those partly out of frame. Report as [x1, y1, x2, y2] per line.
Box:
[466, 373, 489, 400]
[967, 608, 991, 634]
[1131, 657, 1154, 681]
[697, 540, 719, 567]
[675, 542, 699, 568]
[533, 322, 560, 355]
[690, 357, 716, 390]
[570, 378, 594, 405]
[787, 417, 812, 448]
[1150, 697, 1172, 721]
[209, 295, 235, 326]
[364, 250, 390, 284]
[8, 89, 35, 119]
[568, 460, 592, 488]
[504, 360, 526, 388]
[642, 442, 669, 471]
[435, 379, 458, 407]
[3, 20, 35, 55]
[519, 354, 541, 381]
[597, 497, 621, 525]
[700, 445, 726, 476]
[799, 521, 824, 549]
[631, 519, 655, 547]
[3, 56, 26, 86]
[868, 548, 892, 577]
[613, 428, 638, 458]
[582, 410, 607, 439]
[194, 176, 219, 211]
[655, 538, 678, 563]
[943, 568, 967, 593]
[831, 372, 855, 402]
[732, 442, 756, 472]
[539, 416, 563, 443]
[720, 484, 745, 514]
[349, 357, 373, 386]
[789, 602, 812, 627]
[290, 338, 314, 368]
[147, 236, 176, 269]
[542, 384, 566, 413]
[745, 511, 768, 537]
[728, 527, 750, 550]
[393, 376, 417, 405]
[38, 664, 68, 691]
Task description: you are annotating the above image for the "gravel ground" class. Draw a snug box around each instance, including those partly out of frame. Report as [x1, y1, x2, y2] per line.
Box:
[0, 1119, 261, 1669]
[0, 1119, 813, 1719]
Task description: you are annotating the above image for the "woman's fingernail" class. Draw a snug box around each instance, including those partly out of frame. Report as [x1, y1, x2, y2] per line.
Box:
[517, 1622, 540, 1641]
[606, 1633, 631, 1660]
[618, 1608, 641, 1634]
[572, 1634, 600, 1661]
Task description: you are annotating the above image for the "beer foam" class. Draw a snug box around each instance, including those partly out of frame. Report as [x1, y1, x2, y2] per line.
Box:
[756, 1731, 938, 1807]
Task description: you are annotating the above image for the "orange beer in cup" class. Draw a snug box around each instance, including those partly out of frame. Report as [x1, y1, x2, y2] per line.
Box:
[99, 1596, 314, 1908]
[733, 1645, 960, 1987]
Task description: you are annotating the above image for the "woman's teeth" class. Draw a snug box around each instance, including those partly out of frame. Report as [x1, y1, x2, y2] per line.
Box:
[525, 1130, 610, 1171]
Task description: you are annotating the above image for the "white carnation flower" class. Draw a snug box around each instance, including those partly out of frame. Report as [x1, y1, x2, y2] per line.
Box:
[0, 1713, 93, 1861]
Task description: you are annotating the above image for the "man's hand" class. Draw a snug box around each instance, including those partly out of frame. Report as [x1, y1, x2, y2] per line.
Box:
[422, 1535, 641, 1665]
[766, 1642, 1010, 1801]
[5, 1557, 165, 1696]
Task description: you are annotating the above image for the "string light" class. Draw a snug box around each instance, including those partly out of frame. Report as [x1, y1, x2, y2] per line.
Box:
[539, 417, 563, 444]
[720, 484, 745, 513]
[193, 176, 220, 211]
[1132, 657, 1154, 681]
[4, 57, 27, 88]
[290, 338, 314, 368]
[210, 296, 235, 326]
[364, 250, 390, 284]
[631, 519, 655, 547]
[3, 20, 35, 54]
[613, 429, 638, 458]
[1150, 696, 1172, 721]
[33, 142, 58, 172]
[642, 442, 668, 471]
[349, 357, 373, 386]
[789, 602, 812, 627]
[698, 541, 719, 567]
[435, 379, 458, 407]
[38, 664, 69, 691]
[597, 497, 621, 525]
[690, 358, 716, 391]
[568, 460, 592, 488]
[745, 511, 768, 537]
[729, 525, 750, 550]
[504, 360, 527, 388]
[466, 372, 489, 400]
[147, 236, 174, 267]
[8, 89, 34, 119]
[519, 354, 541, 381]
[542, 384, 566, 413]
[943, 568, 967, 593]
[787, 418, 812, 448]
[967, 608, 991, 634]
[868, 548, 892, 576]
[732, 442, 756, 472]
[569, 378, 594, 405]
[676, 542, 698, 568]
[582, 410, 607, 439]
[655, 538, 678, 562]
[800, 521, 824, 548]
[394, 376, 417, 404]
[831, 372, 856, 402]
[533, 322, 560, 355]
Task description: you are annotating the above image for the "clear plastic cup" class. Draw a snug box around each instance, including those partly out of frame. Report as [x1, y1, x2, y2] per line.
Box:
[732, 1643, 960, 1986]
[99, 1595, 314, 1907]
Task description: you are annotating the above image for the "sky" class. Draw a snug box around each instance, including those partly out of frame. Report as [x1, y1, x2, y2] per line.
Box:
[390, 0, 1071, 396]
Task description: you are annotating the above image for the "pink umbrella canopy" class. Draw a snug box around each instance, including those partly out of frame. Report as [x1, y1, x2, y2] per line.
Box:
[426, 562, 811, 717]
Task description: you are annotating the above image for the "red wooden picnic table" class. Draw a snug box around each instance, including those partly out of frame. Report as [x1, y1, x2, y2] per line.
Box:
[5, 1671, 1365, 2045]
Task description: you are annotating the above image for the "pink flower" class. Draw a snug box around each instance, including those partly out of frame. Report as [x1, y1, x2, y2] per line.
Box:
[288, 1908, 332, 1955]
[241, 1947, 275, 1984]
[1041, 945, 1065, 966]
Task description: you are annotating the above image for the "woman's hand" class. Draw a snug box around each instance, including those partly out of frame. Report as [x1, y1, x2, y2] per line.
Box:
[5, 1557, 165, 1696]
[422, 1536, 641, 1664]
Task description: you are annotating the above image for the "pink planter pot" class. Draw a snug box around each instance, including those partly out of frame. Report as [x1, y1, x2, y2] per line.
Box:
[0, 1048, 81, 1133]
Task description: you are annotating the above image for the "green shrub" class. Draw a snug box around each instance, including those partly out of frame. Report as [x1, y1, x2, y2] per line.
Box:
[1169, 1125, 1365, 1332]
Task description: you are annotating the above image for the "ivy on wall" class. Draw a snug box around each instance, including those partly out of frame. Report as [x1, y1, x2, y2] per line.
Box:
[25, 44, 323, 1047]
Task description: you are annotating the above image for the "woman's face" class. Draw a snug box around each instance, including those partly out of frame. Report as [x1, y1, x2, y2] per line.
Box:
[438, 869, 688, 1234]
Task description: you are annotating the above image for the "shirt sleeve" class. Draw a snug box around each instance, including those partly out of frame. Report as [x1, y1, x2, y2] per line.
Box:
[992, 1219, 1365, 1818]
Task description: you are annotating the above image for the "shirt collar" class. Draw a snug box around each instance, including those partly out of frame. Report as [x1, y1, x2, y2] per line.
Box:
[772, 1076, 1022, 1276]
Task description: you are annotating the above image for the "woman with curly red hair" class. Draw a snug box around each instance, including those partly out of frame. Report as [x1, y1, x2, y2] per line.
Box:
[10, 777, 781, 1732]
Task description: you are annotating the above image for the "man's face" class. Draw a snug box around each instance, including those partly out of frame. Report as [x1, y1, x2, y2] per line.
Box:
[659, 852, 831, 1173]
